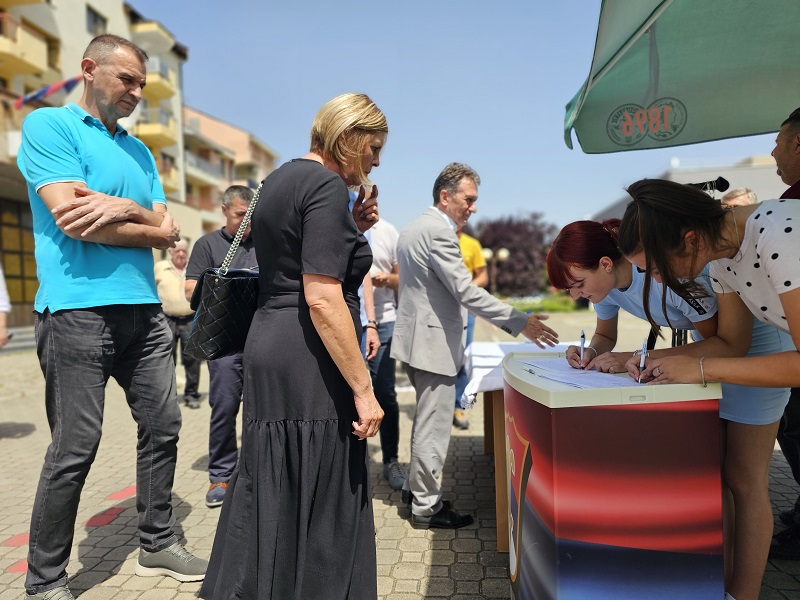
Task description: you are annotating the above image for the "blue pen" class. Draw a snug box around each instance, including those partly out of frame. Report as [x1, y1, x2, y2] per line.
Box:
[579, 330, 586, 369]
[637, 337, 648, 383]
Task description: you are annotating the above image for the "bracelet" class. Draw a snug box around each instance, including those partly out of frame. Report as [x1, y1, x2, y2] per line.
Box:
[699, 357, 707, 387]
[365, 324, 378, 331]
[632, 349, 649, 357]
[367, 319, 378, 325]
[584, 346, 597, 357]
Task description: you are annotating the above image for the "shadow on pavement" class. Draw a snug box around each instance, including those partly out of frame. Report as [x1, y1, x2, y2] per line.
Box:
[70, 493, 190, 593]
[191, 454, 209, 472]
[0, 421, 35, 439]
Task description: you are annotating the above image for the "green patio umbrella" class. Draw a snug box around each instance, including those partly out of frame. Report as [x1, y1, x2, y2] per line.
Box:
[564, 0, 800, 153]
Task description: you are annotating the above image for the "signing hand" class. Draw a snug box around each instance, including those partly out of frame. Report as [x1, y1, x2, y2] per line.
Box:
[352, 389, 384, 440]
[522, 314, 559, 349]
[352, 184, 379, 232]
[625, 354, 653, 382]
[639, 355, 704, 385]
[565, 344, 598, 369]
[590, 351, 632, 374]
[52, 186, 136, 236]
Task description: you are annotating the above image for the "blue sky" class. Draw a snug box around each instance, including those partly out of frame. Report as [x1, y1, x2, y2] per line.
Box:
[130, 0, 777, 230]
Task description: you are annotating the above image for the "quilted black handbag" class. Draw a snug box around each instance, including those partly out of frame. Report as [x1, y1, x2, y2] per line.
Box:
[185, 183, 262, 360]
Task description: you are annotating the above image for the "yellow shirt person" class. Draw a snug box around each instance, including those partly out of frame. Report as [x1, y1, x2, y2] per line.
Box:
[459, 231, 487, 279]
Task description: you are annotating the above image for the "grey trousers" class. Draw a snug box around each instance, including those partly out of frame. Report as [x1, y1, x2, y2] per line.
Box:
[27, 306, 181, 594]
[402, 364, 456, 517]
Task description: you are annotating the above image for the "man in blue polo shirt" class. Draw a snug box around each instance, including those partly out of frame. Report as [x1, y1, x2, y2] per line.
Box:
[17, 34, 206, 600]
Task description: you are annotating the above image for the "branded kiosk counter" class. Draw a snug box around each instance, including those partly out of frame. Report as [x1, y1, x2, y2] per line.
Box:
[502, 353, 724, 600]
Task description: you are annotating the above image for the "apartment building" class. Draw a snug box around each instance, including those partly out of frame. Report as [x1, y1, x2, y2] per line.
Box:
[0, 1, 277, 326]
[183, 105, 278, 231]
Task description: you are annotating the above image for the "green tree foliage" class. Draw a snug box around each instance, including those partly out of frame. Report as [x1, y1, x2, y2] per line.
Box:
[472, 213, 557, 296]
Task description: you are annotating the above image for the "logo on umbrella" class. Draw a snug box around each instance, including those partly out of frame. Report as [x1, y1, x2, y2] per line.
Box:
[607, 97, 687, 147]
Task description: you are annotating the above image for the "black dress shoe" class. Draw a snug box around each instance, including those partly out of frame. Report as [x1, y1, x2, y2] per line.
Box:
[769, 525, 800, 560]
[411, 504, 473, 530]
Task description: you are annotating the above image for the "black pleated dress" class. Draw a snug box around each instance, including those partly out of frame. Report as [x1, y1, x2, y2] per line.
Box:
[199, 159, 376, 600]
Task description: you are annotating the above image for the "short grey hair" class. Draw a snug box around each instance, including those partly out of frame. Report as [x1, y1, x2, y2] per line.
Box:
[84, 34, 148, 66]
[432, 162, 480, 205]
[222, 185, 254, 208]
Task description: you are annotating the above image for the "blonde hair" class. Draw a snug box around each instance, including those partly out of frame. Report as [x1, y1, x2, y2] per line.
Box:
[720, 187, 757, 206]
[309, 93, 388, 186]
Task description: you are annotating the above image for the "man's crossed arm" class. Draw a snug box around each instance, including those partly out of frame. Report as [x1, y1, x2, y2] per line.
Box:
[40, 182, 179, 249]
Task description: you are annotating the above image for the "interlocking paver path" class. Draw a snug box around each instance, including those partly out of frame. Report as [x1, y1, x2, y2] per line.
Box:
[0, 311, 797, 599]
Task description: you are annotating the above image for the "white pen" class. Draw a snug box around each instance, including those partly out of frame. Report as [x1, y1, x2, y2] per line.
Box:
[579, 330, 586, 369]
[637, 337, 648, 383]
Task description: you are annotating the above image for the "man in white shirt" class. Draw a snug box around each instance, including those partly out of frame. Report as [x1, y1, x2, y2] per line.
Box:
[155, 239, 201, 408]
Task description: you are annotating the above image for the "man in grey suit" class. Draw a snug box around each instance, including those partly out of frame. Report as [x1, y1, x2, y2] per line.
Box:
[392, 162, 558, 529]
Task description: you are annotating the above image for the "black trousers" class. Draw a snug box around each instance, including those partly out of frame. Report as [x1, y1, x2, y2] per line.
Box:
[777, 387, 800, 509]
[165, 314, 201, 401]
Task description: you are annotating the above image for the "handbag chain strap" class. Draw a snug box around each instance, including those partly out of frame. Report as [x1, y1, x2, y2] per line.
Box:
[219, 181, 263, 275]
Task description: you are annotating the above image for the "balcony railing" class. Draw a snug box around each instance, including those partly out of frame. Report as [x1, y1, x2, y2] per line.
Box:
[186, 151, 224, 179]
[146, 58, 171, 79]
[142, 58, 176, 100]
[0, 14, 47, 77]
[0, 0, 45, 11]
[134, 108, 177, 148]
[138, 107, 173, 126]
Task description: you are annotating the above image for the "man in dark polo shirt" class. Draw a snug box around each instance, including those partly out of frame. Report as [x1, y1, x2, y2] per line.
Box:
[186, 185, 257, 508]
[770, 106, 800, 560]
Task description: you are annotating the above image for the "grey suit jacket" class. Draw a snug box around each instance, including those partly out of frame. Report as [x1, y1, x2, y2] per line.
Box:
[391, 207, 528, 377]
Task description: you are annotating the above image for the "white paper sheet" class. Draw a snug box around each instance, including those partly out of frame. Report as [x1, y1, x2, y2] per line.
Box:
[517, 359, 644, 389]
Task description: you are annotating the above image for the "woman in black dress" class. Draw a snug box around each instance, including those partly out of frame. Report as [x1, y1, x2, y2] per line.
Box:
[200, 93, 387, 600]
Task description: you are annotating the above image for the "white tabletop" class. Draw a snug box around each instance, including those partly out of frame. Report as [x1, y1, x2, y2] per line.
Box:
[460, 341, 573, 407]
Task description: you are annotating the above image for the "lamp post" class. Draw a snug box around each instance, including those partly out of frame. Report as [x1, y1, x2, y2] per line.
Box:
[482, 247, 510, 295]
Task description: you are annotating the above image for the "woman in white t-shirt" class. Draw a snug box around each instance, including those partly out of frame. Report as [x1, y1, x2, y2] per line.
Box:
[618, 178, 800, 600]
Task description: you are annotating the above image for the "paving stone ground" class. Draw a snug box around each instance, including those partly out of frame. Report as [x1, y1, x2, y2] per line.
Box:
[0, 311, 798, 599]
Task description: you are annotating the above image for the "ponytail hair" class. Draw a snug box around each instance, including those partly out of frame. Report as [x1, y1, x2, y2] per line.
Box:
[618, 178, 722, 330]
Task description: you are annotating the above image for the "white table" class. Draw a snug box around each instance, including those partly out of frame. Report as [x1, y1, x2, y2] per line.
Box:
[462, 341, 572, 407]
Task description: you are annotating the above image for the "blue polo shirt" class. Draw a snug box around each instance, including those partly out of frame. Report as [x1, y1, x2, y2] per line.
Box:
[18, 103, 165, 312]
[594, 264, 716, 330]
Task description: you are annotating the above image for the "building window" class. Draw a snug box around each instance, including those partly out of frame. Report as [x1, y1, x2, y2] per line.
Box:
[0, 200, 37, 307]
[86, 5, 107, 36]
[46, 37, 60, 70]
